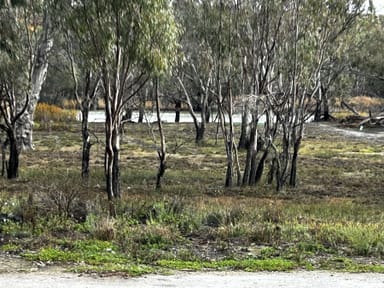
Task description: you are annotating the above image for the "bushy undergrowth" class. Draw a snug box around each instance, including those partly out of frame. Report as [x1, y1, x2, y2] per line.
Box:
[0, 122, 383, 274]
[2, 189, 384, 272]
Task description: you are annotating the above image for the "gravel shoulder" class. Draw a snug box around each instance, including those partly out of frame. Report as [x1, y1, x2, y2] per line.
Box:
[1, 271, 384, 288]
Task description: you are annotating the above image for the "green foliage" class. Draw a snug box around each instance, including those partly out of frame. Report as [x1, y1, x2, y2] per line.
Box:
[0, 0, 46, 84]
[58, 0, 179, 76]
[350, 14, 384, 96]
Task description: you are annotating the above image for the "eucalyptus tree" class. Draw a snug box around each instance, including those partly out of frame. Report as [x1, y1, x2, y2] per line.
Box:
[174, 0, 216, 144]
[154, 78, 167, 189]
[4, 0, 53, 150]
[0, 0, 53, 177]
[268, 0, 365, 190]
[63, 31, 101, 178]
[237, 0, 285, 186]
[58, 0, 179, 215]
[0, 30, 28, 178]
[347, 13, 384, 98]
[311, 0, 365, 121]
[50, 0, 102, 179]
[212, 0, 242, 187]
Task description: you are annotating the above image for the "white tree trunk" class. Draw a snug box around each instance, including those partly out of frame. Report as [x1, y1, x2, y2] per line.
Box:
[17, 15, 53, 150]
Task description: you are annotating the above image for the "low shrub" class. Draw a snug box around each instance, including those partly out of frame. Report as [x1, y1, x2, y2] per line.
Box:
[35, 102, 78, 123]
[348, 96, 384, 113]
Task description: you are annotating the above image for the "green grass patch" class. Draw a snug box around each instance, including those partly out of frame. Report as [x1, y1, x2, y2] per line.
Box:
[156, 258, 297, 272]
[71, 263, 155, 276]
[0, 243, 23, 253]
[22, 240, 127, 265]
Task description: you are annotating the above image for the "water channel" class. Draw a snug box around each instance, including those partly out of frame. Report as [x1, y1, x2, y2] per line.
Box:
[87, 110, 246, 124]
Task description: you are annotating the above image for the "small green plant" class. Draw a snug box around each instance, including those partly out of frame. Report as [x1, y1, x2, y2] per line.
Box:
[22, 240, 126, 265]
[0, 243, 22, 253]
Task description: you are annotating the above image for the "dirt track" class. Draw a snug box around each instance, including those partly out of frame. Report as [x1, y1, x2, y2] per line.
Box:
[1, 271, 384, 288]
[309, 123, 384, 143]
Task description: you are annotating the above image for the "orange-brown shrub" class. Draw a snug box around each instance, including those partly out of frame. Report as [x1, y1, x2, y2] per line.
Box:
[35, 103, 78, 122]
[348, 96, 384, 113]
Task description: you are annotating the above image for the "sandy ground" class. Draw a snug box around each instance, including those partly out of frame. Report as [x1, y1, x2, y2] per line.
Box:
[1, 271, 384, 288]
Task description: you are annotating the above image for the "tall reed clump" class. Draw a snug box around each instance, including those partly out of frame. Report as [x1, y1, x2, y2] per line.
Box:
[35, 102, 78, 123]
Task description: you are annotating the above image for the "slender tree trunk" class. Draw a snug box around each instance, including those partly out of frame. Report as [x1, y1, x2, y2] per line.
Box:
[112, 129, 121, 198]
[1, 139, 7, 177]
[175, 100, 181, 123]
[177, 77, 206, 144]
[155, 78, 167, 189]
[138, 92, 146, 123]
[105, 141, 116, 217]
[242, 123, 257, 185]
[321, 86, 330, 121]
[254, 148, 268, 184]
[104, 87, 117, 216]
[105, 130, 114, 199]
[238, 104, 251, 149]
[224, 81, 235, 188]
[248, 118, 261, 186]
[271, 144, 283, 193]
[218, 99, 234, 187]
[273, 126, 291, 192]
[81, 108, 91, 178]
[314, 98, 322, 121]
[196, 124, 205, 144]
[242, 142, 253, 185]
[268, 156, 276, 185]
[195, 124, 205, 144]
[125, 109, 133, 121]
[112, 152, 120, 198]
[205, 105, 211, 123]
[289, 120, 304, 187]
[289, 136, 301, 187]
[7, 132, 19, 179]
[225, 145, 233, 187]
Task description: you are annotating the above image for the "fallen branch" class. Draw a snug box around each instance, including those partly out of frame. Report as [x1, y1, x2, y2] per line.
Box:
[341, 100, 360, 116]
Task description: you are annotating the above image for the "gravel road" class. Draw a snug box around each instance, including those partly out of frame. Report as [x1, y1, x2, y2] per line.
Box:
[1, 271, 384, 288]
